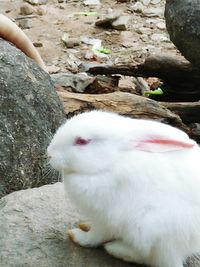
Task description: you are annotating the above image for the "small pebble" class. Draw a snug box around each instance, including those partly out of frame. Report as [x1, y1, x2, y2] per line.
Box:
[151, 33, 168, 41]
[141, 0, 150, 6]
[20, 3, 34, 15]
[25, 0, 48, 5]
[33, 42, 43, 47]
[151, 0, 161, 4]
[130, 2, 145, 13]
[142, 7, 163, 17]
[36, 6, 46, 15]
[18, 19, 31, 29]
[156, 22, 166, 30]
[83, 0, 101, 6]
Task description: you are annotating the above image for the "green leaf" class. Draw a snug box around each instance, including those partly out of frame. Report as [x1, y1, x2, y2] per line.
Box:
[144, 88, 164, 96]
[93, 46, 111, 54]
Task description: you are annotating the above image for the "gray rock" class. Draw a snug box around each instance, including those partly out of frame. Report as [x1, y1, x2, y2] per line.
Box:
[83, 0, 101, 6]
[25, 0, 48, 5]
[95, 12, 129, 31]
[130, 2, 145, 13]
[141, 0, 150, 6]
[156, 21, 166, 30]
[20, 3, 34, 15]
[36, 6, 47, 15]
[0, 183, 139, 267]
[95, 11, 121, 28]
[0, 182, 200, 267]
[64, 38, 81, 48]
[142, 7, 163, 17]
[151, 0, 161, 4]
[112, 15, 130, 31]
[51, 72, 94, 93]
[136, 27, 152, 35]
[78, 62, 103, 73]
[150, 33, 168, 42]
[61, 33, 81, 48]
[18, 18, 32, 29]
[165, 0, 200, 67]
[0, 38, 65, 197]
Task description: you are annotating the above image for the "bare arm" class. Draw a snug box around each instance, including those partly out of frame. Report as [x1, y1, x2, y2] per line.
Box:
[0, 14, 47, 72]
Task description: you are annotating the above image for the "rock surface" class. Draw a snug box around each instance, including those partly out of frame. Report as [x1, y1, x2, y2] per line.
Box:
[0, 183, 140, 267]
[0, 38, 65, 197]
[51, 72, 94, 93]
[0, 182, 200, 267]
[165, 0, 200, 67]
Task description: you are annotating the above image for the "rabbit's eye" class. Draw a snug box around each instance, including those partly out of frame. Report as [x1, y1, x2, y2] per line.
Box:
[74, 137, 91, 146]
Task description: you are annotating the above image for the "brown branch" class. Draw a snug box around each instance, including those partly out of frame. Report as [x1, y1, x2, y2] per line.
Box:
[88, 54, 200, 101]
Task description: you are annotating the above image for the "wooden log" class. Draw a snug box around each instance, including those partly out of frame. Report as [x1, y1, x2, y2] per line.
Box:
[57, 89, 188, 131]
[160, 101, 200, 142]
[161, 102, 200, 124]
[88, 55, 198, 79]
[88, 55, 200, 101]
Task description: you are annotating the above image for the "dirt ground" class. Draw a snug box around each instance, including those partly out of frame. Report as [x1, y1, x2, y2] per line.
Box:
[1, 0, 183, 74]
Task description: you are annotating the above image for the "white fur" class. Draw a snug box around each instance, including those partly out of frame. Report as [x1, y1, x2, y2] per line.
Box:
[47, 110, 200, 267]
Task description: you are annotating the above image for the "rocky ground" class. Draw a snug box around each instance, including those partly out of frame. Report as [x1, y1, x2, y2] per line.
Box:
[1, 0, 182, 74]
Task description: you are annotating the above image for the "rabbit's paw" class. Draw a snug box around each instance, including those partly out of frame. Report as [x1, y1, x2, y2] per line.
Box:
[67, 228, 101, 248]
[67, 228, 87, 246]
[104, 240, 144, 264]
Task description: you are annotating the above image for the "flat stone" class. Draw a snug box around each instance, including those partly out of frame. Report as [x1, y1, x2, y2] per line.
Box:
[142, 7, 163, 17]
[112, 15, 130, 30]
[83, 0, 101, 5]
[141, 0, 150, 6]
[0, 183, 141, 267]
[130, 2, 145, 13]
[136, 27, 152, 35]
[152, 0, 161, 4]
[151, 33, 168, 41]
[156, 21, 166, 30]
[62, 33, 81, 48]
[18, 18, 32, 29]
[95, 11, 121, 28]
[51, 72, 94, 93]
[0, 173, 199, 266]
[25, 0, 48, 5]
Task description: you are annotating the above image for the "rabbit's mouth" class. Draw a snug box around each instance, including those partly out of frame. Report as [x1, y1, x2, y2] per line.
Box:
[47, 155, 66, 172]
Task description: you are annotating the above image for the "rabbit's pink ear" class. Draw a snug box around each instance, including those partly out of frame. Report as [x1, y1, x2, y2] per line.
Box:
[132, 135, 196, 153]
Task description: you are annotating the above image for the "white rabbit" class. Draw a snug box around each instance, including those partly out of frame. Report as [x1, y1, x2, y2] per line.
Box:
[47, 110, 200, 267]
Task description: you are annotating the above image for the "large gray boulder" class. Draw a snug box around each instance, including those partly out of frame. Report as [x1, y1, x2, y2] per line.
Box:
[165, 0, 200, 67]
[0, 182, 200, 267]
[0, 38, 65, 197]
[0, 183, 139, 267]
